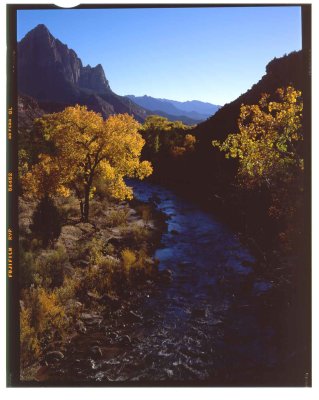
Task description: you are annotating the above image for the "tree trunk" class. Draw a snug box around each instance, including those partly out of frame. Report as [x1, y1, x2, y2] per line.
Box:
[80, 200, 84, 221]
[83, 187, 90, 222]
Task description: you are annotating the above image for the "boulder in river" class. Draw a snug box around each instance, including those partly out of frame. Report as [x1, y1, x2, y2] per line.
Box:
[44, 351, 64, 364]
[80, 312, 103, 327]
[158, 268, 173, 284]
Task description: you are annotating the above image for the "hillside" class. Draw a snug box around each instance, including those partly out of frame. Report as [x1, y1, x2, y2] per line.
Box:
[148, 50, 307, 201]
[194, 51, 304, 147]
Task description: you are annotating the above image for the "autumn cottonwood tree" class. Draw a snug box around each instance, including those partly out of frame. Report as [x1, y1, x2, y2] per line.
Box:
[213, 86, 304, 245]
[22, 106, 153, 222]
[212, 86, 303, 189]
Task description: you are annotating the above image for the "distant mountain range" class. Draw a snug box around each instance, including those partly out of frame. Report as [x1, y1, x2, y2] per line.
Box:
[17, 24, 219, 126]
[127, 95, 220, 124]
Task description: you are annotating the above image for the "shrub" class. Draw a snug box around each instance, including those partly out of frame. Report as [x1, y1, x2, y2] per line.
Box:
[30, 196, 62, 247]
[86, 238, 104, 265]
[136, 204, 152, 226]
[20, 271, 83, 367]
[31, 287, 68, 336]
[55, 275, 78, 304]
[20, 307, 41, 367]
[34, 245, 68, 289]
[105, 243, 115, 255]
[20, 286, 69, 364]
[135, 248, 148, 269]
[104, 208, 128, 227]
[122, 224, 149, 246]
[121, 248, 137, 272]
[77, 255, 122, 299]
[90, 198, 106, 217]
[56, 195, 80, 222]
[129, 249, 158, 284]
[19, 246, 37, 288]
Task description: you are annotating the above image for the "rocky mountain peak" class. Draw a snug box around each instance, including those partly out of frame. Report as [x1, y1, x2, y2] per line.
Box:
[79, 63, 110, 93]
[17, 24, 147, 121]
[25, 23, 52, 38]
[18, 24, 111, 101]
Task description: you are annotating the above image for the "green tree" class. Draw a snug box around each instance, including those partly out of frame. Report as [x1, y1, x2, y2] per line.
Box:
[141, 115, 194, 156]
[141, 115, 171, 154]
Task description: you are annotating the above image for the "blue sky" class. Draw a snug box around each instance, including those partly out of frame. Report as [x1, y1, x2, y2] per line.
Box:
[17, 6, 302, 105]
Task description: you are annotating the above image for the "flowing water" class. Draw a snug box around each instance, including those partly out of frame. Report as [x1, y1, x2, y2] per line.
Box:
[44, 180, 277, 385]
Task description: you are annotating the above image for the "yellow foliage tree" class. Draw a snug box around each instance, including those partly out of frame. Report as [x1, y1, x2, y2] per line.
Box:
[212, 86, 303, 190]
[184, 134, 196, 151]
[22, 106, 153, 221]
[212, 86, 304, 247]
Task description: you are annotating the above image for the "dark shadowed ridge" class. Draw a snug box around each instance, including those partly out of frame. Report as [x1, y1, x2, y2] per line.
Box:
[17, 24, 147, 121]
[194, 50, 304, 147]
[151, 50, 306, 200]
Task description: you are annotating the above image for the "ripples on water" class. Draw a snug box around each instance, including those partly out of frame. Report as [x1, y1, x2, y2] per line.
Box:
[49, 180, 276, 385]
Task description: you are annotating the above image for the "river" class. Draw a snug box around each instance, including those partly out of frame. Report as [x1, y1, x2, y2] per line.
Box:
[44, 179, 277, 385]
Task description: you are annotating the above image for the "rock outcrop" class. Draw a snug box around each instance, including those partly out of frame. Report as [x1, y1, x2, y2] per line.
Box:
[18, 24, 146, 121]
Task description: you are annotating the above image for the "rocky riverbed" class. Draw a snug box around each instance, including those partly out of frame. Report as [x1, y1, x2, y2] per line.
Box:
[19, 180, 295, 386]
